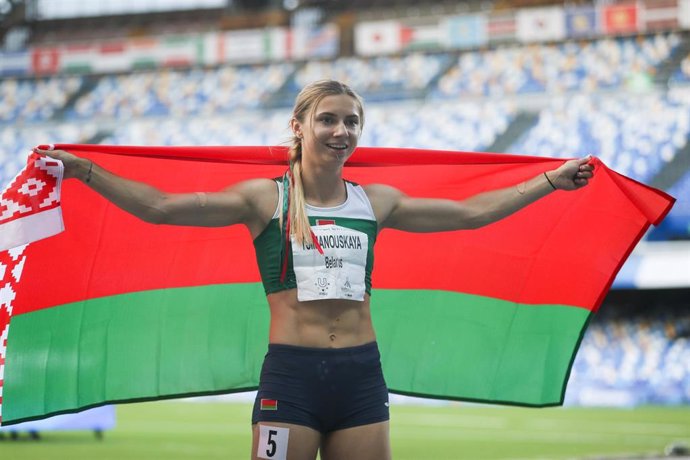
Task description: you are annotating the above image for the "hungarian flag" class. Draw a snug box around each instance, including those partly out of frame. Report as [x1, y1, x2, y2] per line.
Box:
[0, 144, 674, 425]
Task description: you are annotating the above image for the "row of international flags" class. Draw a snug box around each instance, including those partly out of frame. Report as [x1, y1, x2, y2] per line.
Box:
[355, 0, 689, 55]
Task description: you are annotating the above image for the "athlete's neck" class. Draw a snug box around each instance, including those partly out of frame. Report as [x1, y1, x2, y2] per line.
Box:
[300, 162, 346, 207]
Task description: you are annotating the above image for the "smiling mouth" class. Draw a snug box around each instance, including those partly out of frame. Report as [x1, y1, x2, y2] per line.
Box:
[326, 143, 348, 151]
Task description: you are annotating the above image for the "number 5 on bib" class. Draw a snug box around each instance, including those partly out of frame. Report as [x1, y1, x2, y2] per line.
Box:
[257, 425, 289, 460]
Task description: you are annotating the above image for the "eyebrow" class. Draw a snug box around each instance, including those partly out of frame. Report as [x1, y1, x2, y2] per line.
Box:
[317, 111, 360, 119]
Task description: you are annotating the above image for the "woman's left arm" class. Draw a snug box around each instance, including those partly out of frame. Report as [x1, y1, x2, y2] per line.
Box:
[367, 157, 594, 233]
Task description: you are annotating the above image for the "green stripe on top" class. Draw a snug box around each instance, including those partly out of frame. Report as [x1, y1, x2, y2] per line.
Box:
[2, 283, 269, 424]
[371, 289, 591, 407]
[3, 285, 590, 423]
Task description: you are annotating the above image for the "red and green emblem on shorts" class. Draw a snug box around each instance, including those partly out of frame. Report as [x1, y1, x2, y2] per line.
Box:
[260, 399, 278, 411]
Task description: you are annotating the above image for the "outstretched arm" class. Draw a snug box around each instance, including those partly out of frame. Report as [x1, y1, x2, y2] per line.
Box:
[367, 157, 594, 232]
[33, 147, 276, 232]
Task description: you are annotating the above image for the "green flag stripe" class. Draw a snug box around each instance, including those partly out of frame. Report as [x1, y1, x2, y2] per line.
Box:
[373, 290, 591, 406]
[4, 283, 269, 423]
[3, 285, 590, 423]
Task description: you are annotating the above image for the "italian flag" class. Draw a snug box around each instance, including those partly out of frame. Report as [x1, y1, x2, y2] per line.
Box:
[0, 144, 674, 425]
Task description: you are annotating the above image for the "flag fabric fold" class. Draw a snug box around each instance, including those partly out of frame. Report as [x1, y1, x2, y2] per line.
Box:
[0, 144, 674, 425]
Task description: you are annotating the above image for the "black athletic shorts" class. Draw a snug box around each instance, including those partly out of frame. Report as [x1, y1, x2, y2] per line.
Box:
[251, 341, 390, 433]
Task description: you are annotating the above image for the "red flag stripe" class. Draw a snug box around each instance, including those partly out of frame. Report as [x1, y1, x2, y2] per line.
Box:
[14, 146, 673, 316]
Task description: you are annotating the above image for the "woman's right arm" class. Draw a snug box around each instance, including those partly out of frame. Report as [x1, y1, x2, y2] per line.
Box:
[34, 147, 277, 232]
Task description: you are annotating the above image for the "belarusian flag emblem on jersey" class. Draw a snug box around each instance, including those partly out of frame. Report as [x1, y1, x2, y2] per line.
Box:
[260, 399, 278, 411]
[316, 219, 335, 225]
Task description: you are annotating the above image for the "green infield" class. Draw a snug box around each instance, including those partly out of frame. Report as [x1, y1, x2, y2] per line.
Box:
[1, 401, 688, 459]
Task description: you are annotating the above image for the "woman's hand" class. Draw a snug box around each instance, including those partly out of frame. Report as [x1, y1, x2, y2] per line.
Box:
[32, 145, 91, 181]
[546, 156, 595, 191]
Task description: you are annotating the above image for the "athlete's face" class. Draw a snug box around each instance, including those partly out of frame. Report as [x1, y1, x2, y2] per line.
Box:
[293, 94, 362, 165]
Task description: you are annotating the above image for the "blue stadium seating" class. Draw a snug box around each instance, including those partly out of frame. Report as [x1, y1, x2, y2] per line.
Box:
[0, 75, 84, 123]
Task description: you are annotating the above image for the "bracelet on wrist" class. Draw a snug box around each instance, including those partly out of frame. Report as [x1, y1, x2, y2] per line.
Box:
[85, 161, 93, 183]
[544, 171, 557, 190]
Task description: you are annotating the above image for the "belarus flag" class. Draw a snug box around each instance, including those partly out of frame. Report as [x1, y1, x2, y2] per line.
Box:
[0, 145, 674, 425]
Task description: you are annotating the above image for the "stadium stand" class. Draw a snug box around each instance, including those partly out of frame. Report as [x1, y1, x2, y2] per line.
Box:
[567, 290, 690, 406]
[66, 63, 296, 119]
[670, 50, 690, 84]
[291, 53, 453, 101]
[1, 1, 689, 407]
[508, 90, 690, 184]
[94, 99, 516, 152]
[361, 100, 516, 150]
[433, 33, 681, 97]
[0, 75, 84, 123]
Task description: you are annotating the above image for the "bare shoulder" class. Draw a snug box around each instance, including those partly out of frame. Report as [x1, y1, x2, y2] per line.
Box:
[362, 183, 406, 226]
[230, 177, 277, 195]
[230, 177, 278, 211]
[363, 183, 405, 200]
[214, 179, 278, 237]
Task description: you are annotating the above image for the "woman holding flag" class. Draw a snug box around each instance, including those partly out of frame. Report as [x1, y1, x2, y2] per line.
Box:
[35, 79, 593, 460]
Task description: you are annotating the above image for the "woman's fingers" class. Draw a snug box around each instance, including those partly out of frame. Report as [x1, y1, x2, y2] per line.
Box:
[31, 146, 87, 180]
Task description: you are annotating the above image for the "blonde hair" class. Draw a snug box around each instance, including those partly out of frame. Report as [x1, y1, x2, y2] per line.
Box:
[284, 80, 365, 247]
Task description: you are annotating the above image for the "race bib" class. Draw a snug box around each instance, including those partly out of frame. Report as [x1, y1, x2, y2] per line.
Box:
[292, 224, 368, 302]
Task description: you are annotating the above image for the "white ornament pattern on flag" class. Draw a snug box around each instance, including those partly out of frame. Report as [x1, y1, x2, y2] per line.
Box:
[0, 244, 28, 424]
[0, 154, 61, 225]
[0, 153, 64, 253]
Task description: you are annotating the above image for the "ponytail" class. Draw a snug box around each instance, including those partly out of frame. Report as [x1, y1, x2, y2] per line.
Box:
[285, 139, 312, 247]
